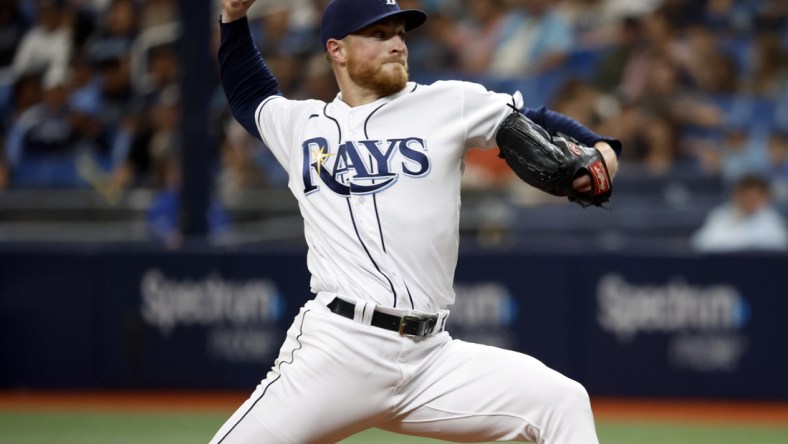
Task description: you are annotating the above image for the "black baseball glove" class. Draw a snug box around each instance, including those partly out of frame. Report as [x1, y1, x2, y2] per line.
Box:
[495, 110, 612, 207]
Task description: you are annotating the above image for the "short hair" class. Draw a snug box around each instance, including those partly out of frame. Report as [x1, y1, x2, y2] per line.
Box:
[735, 174, 770, 194]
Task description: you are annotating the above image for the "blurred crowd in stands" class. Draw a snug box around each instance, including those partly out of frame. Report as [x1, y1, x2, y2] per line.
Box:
[0, 0, 786, 250]
[0, 0, 181, 194]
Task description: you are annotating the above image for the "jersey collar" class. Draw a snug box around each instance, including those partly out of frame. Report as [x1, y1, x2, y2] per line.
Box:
[332, 82, 416, 113]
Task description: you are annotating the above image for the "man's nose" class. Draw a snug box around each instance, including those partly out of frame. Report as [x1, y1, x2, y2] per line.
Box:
[390, 35, 407, 54]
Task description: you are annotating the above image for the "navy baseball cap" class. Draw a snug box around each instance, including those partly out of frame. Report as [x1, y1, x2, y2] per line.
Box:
[321, 0, 427, 51]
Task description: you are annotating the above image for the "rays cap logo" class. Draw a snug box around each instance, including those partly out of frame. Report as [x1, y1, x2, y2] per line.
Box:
[321, 0, 428, 51]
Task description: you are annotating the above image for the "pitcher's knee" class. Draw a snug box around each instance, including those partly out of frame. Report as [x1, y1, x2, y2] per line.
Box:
[558, 378, 590, 405]
[551, 378, 593, 420]
[506, 378, 595, 443]
[537, 378, 599, 443]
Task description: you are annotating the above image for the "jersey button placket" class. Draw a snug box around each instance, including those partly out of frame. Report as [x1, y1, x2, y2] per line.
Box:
[346, 122, 382, 258]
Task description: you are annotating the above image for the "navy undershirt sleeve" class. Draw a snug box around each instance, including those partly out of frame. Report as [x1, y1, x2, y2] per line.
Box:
[523, 106, 622, 158]
[218, 16, 281, 140]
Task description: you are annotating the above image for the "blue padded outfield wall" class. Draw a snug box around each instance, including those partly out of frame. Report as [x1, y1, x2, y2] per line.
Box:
[1, 246, 786, 399]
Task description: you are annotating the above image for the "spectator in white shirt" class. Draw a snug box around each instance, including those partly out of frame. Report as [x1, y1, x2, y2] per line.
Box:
[11, 0, 72, 81]
[692, 174, 788, 253]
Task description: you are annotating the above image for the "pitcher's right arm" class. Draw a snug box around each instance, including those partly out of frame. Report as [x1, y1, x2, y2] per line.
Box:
[218, 0, 280, 139]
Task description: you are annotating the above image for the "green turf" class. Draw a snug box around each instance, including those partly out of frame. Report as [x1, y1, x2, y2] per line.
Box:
[1, 411, 788, 443]
[593, 421, 788, 444]
[0, 411, 226, 444]
[343, 423, 788, 444]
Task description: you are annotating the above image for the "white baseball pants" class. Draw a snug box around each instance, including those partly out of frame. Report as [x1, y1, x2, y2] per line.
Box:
[210, 295, 599, 443]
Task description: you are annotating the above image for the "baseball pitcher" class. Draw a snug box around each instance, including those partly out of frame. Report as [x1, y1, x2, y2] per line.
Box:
[212, 0, 621, 442]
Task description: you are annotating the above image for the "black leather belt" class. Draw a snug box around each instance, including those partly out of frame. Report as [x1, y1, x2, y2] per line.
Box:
[326, 297, 441, 337]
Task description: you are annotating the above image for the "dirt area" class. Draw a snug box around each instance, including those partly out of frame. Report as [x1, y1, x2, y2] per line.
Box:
[591, 398, 788, 425]
[1, 391, 787, 425]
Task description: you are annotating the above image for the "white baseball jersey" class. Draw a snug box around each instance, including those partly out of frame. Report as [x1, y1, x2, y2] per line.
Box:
[214, 12, 601, 444]
[255, 81, 523, 313]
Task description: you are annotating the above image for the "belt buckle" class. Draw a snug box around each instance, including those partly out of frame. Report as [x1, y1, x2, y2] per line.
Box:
[398, 315, 421, 336]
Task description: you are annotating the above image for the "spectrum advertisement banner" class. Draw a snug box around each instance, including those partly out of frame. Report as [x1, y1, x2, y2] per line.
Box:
[576, 254, 788, 398]
[1, 248, 787, 398]
[94, 250, 312, 389]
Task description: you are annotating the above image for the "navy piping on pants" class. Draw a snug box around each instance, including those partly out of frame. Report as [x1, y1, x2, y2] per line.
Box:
[216, 310, 312, 443]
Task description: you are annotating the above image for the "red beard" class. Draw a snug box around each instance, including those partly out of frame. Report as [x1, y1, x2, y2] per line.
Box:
[347, 54, 409, 98]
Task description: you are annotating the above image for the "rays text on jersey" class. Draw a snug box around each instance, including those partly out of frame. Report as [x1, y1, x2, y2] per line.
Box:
[301, 137, 430, 196]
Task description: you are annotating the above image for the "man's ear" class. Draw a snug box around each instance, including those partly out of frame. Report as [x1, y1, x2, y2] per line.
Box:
[326, 39, 346, 65]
